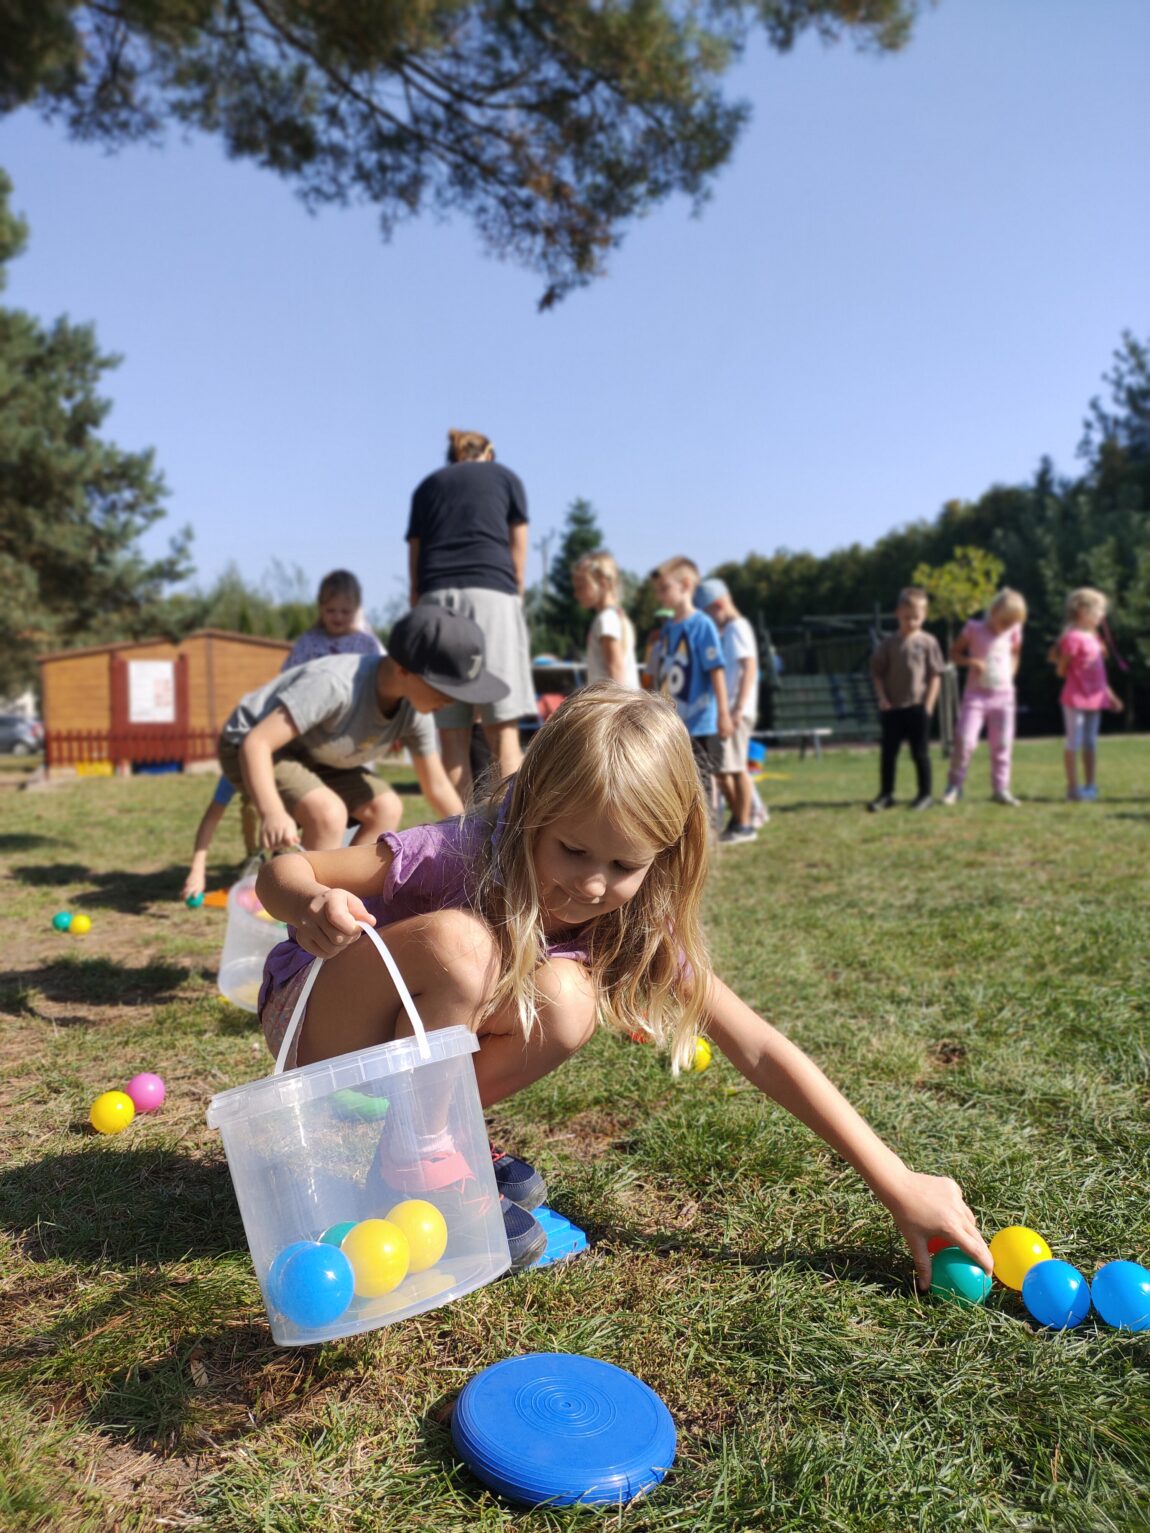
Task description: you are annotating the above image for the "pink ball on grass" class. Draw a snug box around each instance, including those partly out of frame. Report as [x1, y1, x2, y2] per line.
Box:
[125, 1072, 166, 1113]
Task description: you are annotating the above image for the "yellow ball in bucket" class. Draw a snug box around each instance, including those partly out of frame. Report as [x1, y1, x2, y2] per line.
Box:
[385, 1199, 448, 1273]
[341, 1218, 410, 1297]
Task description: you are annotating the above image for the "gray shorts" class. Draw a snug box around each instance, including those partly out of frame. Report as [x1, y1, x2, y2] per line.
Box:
[718, 717, 754, 775]
[418, 588, 536, 728]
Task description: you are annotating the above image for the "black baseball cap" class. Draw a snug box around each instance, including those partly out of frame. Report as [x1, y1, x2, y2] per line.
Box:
[388, 605, 511, 705]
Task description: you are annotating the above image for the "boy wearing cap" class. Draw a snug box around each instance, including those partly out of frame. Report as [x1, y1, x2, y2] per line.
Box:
[218, 606, 507, 851]
[696, 577, 762, 843]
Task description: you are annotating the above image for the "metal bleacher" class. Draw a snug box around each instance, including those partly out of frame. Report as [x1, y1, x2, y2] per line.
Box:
[759, 671, 882, 757]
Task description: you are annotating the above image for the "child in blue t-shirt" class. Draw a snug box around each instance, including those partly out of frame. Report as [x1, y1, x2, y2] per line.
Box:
[651, 556, 732, 810]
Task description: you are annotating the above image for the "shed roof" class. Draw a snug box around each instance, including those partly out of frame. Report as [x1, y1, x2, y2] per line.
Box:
[38, 629, 294, 663]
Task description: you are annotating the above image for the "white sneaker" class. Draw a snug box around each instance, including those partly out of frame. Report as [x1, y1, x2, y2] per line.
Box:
[941, 785, 961, 806]
[992, 790, 1021, 807]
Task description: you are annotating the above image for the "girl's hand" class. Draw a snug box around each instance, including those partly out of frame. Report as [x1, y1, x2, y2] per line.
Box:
[880, 1166, 992, 1292]
[181, 870, 205, 901]
[1107, 690, 1124, 713]
[293, 888, 377, 958]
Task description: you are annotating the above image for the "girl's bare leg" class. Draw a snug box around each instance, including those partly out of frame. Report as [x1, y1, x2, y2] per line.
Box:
[471, 958, 598, 1108]
[296, 908, 498, 1066]
[1063, 747, 1078, 795]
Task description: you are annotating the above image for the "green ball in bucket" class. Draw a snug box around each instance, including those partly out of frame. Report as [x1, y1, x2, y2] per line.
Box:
[330, 1087, 390, 1122]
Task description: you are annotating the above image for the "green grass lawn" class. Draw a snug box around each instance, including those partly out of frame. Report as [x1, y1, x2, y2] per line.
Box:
[1, 738, 1148, 1531]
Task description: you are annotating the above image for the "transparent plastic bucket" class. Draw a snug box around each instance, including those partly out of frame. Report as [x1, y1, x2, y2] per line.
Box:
[217, 868, 286, 1013]
[206, 924, 510, 1345]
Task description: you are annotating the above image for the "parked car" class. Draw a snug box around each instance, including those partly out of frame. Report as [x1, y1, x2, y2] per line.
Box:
[0, 715, 44, 755]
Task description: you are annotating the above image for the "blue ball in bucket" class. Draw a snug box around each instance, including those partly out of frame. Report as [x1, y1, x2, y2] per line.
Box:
[452, 1352, 676, 1506]
[269, 1240, 355, 1329]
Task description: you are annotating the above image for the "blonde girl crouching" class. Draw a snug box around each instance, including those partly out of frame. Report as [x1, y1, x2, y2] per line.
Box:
[256, 683, 991, 1286]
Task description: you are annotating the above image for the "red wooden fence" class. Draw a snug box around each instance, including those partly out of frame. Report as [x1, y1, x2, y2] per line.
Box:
[45, 728, 218, 770]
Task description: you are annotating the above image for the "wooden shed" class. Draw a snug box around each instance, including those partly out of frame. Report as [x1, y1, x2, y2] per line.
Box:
[38, 629, 292, 773]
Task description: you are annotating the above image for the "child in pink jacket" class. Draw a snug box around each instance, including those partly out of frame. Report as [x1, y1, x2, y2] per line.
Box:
[1050, 588, 1123, 801]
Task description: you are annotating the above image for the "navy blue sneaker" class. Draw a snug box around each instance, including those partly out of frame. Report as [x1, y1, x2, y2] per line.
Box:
[491, 1145, 548, 1210]
[501, 1196, 548, 1271]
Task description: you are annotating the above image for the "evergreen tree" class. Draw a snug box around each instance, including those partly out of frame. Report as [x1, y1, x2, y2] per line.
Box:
[1, 2, 919, 306]
[712, 332, 1150, 731]
[535, 498, 603, 658]
[0, 172, 191, 695]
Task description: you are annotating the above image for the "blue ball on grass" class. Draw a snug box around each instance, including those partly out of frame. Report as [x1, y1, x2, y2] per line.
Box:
[1020, 1259, 1091, 1329]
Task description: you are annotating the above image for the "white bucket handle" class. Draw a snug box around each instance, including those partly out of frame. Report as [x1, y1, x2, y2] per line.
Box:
[274, 921, 432, 1075]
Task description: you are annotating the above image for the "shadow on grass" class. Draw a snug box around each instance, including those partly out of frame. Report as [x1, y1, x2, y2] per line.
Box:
[0, 833, 63, 852]
[768, 800, 869, 814]
[0, 957, 191, 1020]
[577, 1211, 913, 1295]
[1021, 795, 1146, 806]
[86, 1321, 280, 1449]
[11, 862, 190, 912]
[212, 1002, 264, 1038]
[0, 1149, 244, 1264]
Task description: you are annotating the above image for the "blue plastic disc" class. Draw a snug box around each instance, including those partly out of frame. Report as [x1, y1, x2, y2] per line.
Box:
[452, 1352, 676, 1507]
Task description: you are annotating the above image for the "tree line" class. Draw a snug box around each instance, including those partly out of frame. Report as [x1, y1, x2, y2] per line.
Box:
[710, 334, 1150, 732]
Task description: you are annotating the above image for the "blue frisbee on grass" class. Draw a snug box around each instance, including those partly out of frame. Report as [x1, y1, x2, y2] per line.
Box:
[452, 1352, 676, 1506]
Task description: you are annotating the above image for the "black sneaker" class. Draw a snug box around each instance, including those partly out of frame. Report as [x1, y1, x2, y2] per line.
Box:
[909, 794, 933, 811]
[501, 1196, 548, 1271]
[491, 1145, 548, 1210]
[867, 795, 894, 813]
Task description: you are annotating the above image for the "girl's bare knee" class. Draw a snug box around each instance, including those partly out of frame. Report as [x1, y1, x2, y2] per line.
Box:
[536, 959, 598, 1051]
[397, 908, 498, 1007]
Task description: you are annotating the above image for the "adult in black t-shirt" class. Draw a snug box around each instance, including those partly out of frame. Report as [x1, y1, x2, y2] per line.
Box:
[406, 429, 535, 796]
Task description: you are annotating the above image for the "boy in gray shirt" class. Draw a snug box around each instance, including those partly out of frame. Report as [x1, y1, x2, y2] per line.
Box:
[219, 605, 508, 850]
[869, 587, 945, 812]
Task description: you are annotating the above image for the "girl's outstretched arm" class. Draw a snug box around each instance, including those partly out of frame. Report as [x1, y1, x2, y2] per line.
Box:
[703, 975, 992, 1290]
[256, 842, 392, 958]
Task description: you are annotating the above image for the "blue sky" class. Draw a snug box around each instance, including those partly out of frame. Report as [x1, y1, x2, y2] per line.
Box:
[2, 0, 1147, 616]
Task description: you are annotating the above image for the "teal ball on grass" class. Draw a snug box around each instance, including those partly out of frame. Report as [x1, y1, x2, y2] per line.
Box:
[930, 1247, 993, 1307]
[52, 911, 73, 932]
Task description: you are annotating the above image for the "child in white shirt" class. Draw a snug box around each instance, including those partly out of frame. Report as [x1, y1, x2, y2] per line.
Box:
[941, 589, 1027, 806]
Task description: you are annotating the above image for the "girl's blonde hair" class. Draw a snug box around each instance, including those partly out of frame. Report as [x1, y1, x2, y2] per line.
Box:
[573, 550, 637, 657]
[573, 549, 623, 606]
[472, 683, 712, 1072]
[1065, 587, 1108, 626]
[989, 587, 1028, 626]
